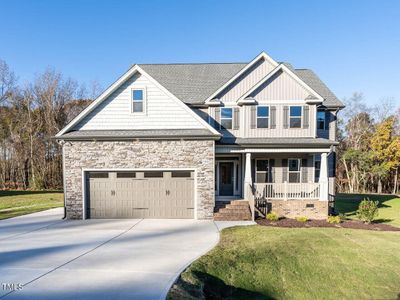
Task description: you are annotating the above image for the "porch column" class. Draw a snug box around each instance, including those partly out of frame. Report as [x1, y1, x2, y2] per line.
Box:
[244, 152, 252, 200]
[319, 152, 329, 201]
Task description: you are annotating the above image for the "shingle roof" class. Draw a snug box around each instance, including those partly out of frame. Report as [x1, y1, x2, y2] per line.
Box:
[294, 69, 344, 108]
[139, 63, 246, 105]
[139, 62, 344, 108]
[218, 137, 338, 147]
[57, 129, 220, 140]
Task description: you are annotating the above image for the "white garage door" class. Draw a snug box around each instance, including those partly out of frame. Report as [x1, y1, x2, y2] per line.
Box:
[86, 171, 195, 219]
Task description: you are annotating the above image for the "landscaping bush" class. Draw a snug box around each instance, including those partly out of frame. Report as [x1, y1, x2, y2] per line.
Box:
[356, 198, 379, 224]
[296, 216, 308, 222]
[266, 212, 279, 221]
[327, 215, 341, 224]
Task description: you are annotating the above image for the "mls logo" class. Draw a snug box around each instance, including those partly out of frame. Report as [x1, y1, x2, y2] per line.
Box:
[2, 283, 23, 291]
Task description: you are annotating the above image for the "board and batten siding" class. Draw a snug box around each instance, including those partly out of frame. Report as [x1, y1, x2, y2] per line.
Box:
[251, 153, 315, 183]
[217, 58, 275, 103]
[209, 103, 316, 138]
[74, 72, 206, 130]
[249, 70, 311, 101]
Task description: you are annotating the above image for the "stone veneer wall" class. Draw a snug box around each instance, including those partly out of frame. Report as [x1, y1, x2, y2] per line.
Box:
[63, 140, 215, 219]
[269, 200, 329, 219]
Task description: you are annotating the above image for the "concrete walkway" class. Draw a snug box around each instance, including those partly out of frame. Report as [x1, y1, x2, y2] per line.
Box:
[0, 209, 254, 299]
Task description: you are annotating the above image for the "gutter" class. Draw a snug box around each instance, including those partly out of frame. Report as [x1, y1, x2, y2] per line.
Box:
[53, 135, 222, 142]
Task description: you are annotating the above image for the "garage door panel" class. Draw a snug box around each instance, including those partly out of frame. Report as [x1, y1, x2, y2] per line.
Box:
[87, 171, 194, 219]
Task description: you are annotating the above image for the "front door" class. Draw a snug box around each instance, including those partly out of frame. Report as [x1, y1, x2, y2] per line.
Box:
[219, 162, 234, 196]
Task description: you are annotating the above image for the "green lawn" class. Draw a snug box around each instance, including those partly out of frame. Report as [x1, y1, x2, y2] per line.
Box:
[0, 190, 63, 220]
[169, 226, 400, 300]
[335, 193, 400, 227]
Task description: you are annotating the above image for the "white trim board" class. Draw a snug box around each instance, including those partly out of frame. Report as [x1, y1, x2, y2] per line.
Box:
[56, 65, 221, 137]
[216, 148, 332, 154]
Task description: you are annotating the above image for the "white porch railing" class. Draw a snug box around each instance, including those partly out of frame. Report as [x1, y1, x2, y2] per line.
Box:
[254, 182, 320, 200]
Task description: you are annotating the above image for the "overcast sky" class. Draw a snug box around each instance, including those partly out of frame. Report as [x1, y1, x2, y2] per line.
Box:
[1, 0, 399, 106]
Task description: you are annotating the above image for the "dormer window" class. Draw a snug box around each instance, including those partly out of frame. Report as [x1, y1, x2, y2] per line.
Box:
[132, 88, 145, 113]
[220, 108, 233, 130]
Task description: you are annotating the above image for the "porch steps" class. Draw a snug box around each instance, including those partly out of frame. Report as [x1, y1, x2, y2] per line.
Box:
[213, 200, 252, 221]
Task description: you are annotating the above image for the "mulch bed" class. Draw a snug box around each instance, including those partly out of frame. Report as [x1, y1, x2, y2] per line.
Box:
[256, 218, 400, 231]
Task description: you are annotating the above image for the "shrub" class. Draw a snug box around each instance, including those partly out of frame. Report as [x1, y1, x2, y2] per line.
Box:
[266, 212, 279, 221]
[338, 213, 347, 222]
[356, 198, 379, 224]
[296, 216, 308, 222]
[327, 215, 341, 224]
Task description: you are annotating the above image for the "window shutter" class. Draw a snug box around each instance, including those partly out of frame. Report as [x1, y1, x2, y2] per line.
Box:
[283, 106, 289, 129]
[303, 106, 309, 129]
[233, 107, 240, 130]
[270, 106, 276, 129]
[269, 159, 275, 183]
[250, 106, 256, 129]
[282, 159, 288, 182]
[214, 107, 220, 129]
[301, 159, 308, 183]
[325, 111, 330, 130]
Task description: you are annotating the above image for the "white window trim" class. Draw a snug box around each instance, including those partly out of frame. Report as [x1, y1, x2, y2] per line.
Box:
[288, 158, 301, 183]
[317, 111, 325, 130]
[256, 105, 270, 129]
[255, 158, 269, 183]
[131, 87, 147, 115]
[289, 105, 302, 129]
[220, 107, 233, 130]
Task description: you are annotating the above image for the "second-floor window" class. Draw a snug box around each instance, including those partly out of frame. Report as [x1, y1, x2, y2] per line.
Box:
[257, 106, 269, 128]
[132, 88, 145, 113]
[221, 108, 233, 130]
[317, 111, 325, 130]
[289, 106, 302, 128]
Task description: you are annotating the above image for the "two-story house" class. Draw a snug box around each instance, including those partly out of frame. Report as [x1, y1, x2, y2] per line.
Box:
[56, 52, 344, 221]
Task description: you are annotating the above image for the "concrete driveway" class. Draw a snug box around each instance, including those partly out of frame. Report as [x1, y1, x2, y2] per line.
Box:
[0, 208, 225, 299]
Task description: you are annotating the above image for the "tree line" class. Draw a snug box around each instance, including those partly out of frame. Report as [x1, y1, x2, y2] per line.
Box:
[0, 59, 98, 190]
[0, 59, 399, 194]
[336, 93, 400, 194]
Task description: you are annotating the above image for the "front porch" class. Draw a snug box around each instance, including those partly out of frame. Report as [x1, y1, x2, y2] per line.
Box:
[215, 147, 334, 220]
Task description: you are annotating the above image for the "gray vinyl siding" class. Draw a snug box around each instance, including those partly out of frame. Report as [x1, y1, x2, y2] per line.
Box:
[251, 153, 315, 183]
[317, 111, 337, 140]
[74, 73, 205, 130]
[217, 58, 275, 103]
[209, 104, 316, 138]
[249, 70, 311, 100]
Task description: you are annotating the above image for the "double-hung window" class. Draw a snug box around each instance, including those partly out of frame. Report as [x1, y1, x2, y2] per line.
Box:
[317, 111, 325, 130]
[256, 159, 269, 183]
[289, 106, 302, 128]
[288, 158, 301, 183]
[132, 88, 145, 113]
[257, 106, 269, 128]
[220, 108, 233, 130]
[314, 155, 321, 182]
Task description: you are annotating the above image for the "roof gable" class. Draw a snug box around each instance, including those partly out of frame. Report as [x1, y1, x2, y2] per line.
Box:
[239, 64, 324, 102]
[204, 52, 278, 104]
[56, 65, 220, 137]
